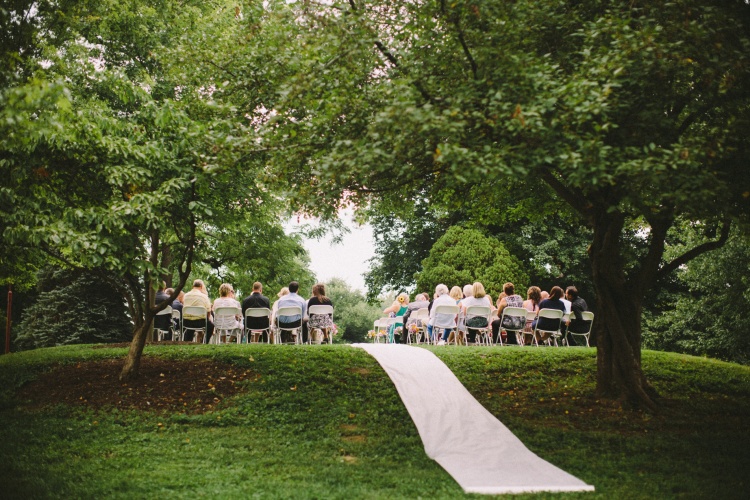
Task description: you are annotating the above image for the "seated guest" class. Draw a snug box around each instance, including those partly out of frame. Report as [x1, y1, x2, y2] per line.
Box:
[153, 281, 172, 336]
[461, 282, 493, 344]
[533, 286, 567, 342]
[166, 287, 184, 334]
[183, 279, 214, 343]
[242, 282, 271, 342]
[565, 286, 589, 346]
[449, 286, 463, 304]
[155, 281, 170, 305]
[432, 284, 458, 346]
[270, 287, 289, 325]
[308, 283, 334, 343]
[276, 281, 308, 342]
[399, 293, 430, 343]
[213, 283, 243, 343]
[521, 286, 542, 344]
[383, 292, 409, 342]
[491, 282, 524, 344]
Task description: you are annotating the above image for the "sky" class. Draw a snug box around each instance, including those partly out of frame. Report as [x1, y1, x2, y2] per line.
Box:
[286, 212, 375, 294]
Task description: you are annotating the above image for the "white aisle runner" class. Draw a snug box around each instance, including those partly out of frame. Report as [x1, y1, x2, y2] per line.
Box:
[353, 343, 594, 495]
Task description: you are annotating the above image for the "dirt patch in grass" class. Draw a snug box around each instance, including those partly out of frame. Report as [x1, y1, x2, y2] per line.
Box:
[347, 367, 371, 375]
[342, 435, 367, 443]
[17, 357, 255, 414]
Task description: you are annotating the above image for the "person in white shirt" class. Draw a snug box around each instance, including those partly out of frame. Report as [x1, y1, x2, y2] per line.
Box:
[430, 284, 458, 345]
[212, 283, 243, 342]
[461, 282, 493, 344]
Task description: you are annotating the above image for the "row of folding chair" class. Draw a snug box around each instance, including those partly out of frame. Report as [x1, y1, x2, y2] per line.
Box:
[370, 305, 594, 348]
[153, 305, 336, 345]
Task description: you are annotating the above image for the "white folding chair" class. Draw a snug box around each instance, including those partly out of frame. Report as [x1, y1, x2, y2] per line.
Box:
[182, 306, 208, 343]
[387, 316, 403, 343]
[433, 304, 460, 345]
[550, 312, 571, 347]
[373, 317, 389, 343]
[567, 311, 594, 347]
[245, 307, 272, 344]
[171, 308, 182, 341]
[465, 305, 493, 346]
[308, 304, 334, 344]
[498, 307, 528, 346]
[153, 305, 173, 341]
[275, 306, 303, 344]
[532, 309, 564, 347]
[213, 306, 243, 344]
[410, 308, 430, 344]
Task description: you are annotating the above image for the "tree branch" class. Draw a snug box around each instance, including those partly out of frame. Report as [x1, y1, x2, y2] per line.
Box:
[538, 168, 594, 221]
[656, 219, 731, 281]
[440, 0, 478, 80]
[347, 0, 437, 105]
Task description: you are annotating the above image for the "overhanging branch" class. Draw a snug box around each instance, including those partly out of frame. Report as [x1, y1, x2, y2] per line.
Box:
[656, 219, 731, 281]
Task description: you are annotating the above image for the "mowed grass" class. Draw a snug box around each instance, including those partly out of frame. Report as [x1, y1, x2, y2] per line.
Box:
[1, 344, 748, 499]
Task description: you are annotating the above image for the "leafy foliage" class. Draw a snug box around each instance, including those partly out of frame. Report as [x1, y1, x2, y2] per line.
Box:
[325, 278, 382, 343]
[644, 227, 750, 364]
[416, 226, 529, 299]
[14, 267, 132, 349]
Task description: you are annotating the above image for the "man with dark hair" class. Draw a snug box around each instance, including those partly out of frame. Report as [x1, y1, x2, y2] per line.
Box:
[242, 282, 271, 342]
[276, 280, 308, 342]
[153, 281, 171, 338]
[565, 286, 589, 346]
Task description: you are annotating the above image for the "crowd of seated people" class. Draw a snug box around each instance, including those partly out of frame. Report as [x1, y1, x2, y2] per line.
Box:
[154, 279, 336, 344]
[384, 281, 590, 346]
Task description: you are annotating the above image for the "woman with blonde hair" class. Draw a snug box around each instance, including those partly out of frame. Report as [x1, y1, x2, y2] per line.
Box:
[212, 283, 243, 343]
[461, 282, 492, 344]
[383, 292, 409, 342]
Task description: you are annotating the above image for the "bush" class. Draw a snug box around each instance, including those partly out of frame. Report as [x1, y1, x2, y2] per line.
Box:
[14, 267, 133, 350]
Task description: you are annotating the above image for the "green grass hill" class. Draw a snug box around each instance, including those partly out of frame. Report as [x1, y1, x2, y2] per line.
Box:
[1, 344, 748, 498]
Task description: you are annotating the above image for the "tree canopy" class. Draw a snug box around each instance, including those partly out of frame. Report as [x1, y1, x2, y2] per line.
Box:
[256, 0, 750, 407]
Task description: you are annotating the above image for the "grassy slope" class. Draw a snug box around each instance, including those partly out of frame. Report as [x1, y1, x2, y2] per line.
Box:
[0, 344, 748, 499]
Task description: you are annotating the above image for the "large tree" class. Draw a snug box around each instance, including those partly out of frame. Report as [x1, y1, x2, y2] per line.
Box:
[261, 0, 750, 408]
[0, 1, 298, 380]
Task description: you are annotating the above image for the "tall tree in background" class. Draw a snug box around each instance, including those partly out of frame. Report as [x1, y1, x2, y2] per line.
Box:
[265, 0, 750, 408]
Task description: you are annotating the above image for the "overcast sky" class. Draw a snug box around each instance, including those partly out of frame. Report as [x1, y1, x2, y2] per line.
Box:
[286, 212, 375, 294]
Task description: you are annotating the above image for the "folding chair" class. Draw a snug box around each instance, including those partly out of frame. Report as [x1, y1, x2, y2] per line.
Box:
[245, 307, 272, 344]
[531, 308, 564, 347]
[373, 317, 389, 343]
[308, 304, 334, 344]
[550, 313, 571, 347]
[275, 306, 303, 344]
[498, 307, 528, 346]
[567, 311, 594, 347]
[213, 306, 243, 344]
[411, 308, 430, 344]
[171, 308, 182, 341]
[465, 305, 493, 346]
[387, 316, 403, 343]
[181, 306, 208, 343]
[153, 305, 173, 341]
[433, 304, 460, 345]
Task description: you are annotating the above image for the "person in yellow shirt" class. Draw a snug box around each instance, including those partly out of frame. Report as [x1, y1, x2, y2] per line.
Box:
[182, 279, 214, 342]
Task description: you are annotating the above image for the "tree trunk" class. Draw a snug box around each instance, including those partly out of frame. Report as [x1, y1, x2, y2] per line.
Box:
[120, 313, 152, 382]
[590, 211, 658, 411]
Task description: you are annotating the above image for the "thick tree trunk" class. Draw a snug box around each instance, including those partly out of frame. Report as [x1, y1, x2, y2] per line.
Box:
[120, 314, 152, 382]
[590, 211, 658, 410]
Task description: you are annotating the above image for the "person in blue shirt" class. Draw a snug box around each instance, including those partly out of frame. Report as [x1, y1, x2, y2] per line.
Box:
[276, 281, 308, 342]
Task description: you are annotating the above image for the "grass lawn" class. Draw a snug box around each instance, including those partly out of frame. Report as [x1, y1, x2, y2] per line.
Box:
[1, 344, 748, 498]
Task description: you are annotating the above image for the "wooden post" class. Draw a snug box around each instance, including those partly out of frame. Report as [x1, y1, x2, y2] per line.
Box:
[5, 284, 12, 354]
